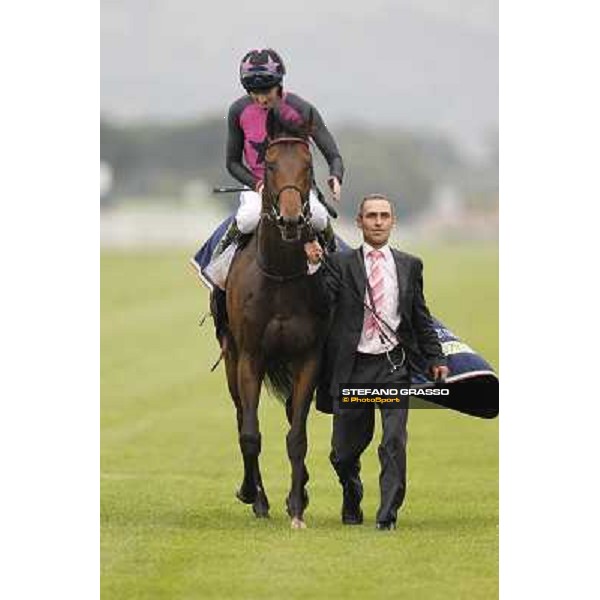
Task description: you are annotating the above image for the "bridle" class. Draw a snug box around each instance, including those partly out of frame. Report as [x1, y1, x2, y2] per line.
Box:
[261, 137, 313, 240]
[256, 136, 315, 281]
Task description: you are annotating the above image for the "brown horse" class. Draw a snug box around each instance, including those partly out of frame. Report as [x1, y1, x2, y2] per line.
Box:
[222, 112, 328, 528]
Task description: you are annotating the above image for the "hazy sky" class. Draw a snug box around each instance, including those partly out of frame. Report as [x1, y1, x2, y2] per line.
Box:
[101, 0, 497, 154]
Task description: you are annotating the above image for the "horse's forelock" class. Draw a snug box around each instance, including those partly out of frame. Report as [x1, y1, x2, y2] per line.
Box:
[268, 106, 313, 141]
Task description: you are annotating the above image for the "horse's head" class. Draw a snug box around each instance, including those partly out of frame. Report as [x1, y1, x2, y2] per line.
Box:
[262, 108, 314, 242]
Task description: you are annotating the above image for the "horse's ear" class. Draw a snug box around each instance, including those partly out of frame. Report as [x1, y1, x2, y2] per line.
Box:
[305, 108, 315, 138]
[266, 108, 275, 140]
[266, 107, 283, 140]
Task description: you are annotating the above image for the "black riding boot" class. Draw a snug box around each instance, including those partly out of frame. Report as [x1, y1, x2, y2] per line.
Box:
[213, 219, 242, 259]
[319, 220, 337, 253]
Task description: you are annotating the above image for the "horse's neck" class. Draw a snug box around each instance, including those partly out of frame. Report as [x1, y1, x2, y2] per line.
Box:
[257, 218, 305, 276]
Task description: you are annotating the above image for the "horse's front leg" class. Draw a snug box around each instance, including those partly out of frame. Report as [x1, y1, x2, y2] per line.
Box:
[236, 351, 267, 513]
[286, 352, 320, 529]
[224, 343, 270, 517]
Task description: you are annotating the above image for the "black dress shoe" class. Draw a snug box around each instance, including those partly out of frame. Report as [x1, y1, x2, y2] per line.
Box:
[341, 480, 363, 525]
[375, 521, 396, 531]
[342, 507, 364, 525]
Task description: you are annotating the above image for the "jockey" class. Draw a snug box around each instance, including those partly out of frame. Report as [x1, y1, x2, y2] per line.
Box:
[212, 48, 344, 260]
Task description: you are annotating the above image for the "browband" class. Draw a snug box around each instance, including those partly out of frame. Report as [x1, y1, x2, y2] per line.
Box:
[267, 137, 310, 150]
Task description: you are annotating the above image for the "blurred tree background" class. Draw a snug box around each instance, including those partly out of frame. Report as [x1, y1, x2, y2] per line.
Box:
[100, 115, 498, 221]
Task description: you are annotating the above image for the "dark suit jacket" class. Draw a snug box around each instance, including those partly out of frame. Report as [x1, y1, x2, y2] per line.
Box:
[314, 247, 447, 413]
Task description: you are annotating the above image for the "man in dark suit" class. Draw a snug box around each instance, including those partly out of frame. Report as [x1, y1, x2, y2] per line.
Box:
[305, 194, 449, 530]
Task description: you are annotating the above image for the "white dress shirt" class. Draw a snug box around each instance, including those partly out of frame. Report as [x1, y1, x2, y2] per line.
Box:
[357, 242, 400, 354]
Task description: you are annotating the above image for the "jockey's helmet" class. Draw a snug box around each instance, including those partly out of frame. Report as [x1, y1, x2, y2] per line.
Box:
[239, 49, 286, 92]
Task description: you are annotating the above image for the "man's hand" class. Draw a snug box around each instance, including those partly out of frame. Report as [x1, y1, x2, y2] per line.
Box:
[304, 240, 324, 264]
[328, 176, 341, 202]
[255, 180, 264, 195]
[431, 365, 450, 383]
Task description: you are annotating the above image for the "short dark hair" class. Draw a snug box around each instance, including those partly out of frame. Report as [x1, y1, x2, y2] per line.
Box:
[358, 194, 394, 216]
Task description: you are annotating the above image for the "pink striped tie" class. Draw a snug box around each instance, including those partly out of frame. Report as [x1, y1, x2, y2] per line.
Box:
[365, 249, 385, 340]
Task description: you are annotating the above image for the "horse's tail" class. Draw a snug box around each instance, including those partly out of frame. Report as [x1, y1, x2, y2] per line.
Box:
[263, 357, 293, 404]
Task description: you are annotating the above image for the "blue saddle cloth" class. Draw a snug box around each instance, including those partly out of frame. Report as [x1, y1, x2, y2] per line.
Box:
[191, 218, 498, 419]
[191, 216, 233, 279]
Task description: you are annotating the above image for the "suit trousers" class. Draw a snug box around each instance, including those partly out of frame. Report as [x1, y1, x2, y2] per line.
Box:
[330, 349, 410, 525]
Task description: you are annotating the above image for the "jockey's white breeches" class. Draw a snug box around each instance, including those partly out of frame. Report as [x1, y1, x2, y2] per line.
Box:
[235, 189, 328, 234]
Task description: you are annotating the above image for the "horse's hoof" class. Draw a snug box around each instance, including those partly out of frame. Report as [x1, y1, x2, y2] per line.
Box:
[236, 488, 256, 504]
[291, 517, 306, 529]
[253, 499, 270, 518]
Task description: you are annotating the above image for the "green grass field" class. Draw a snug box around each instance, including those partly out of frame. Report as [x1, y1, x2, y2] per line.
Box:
[101, 243, 498, 599]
